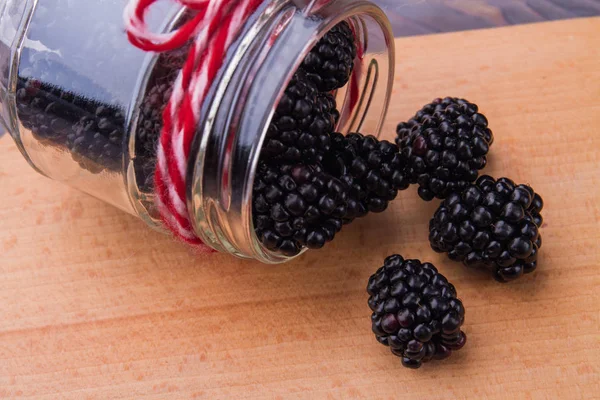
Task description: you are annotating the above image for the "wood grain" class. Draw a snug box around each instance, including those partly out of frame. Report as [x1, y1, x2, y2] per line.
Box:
[375, 0, 600, 36]
[1, 17, 600, 400]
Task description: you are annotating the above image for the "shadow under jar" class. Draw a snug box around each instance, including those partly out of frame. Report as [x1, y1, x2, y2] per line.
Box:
[1, 0, 395, 263]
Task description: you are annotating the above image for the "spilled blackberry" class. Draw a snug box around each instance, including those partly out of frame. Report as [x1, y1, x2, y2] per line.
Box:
[253, 162, 348, 256]
[429, 176, 544, 283]
[262, 71, 337, 165]
[324, 132, 410, 222]
[368, 255, 467, 369]
[301, 21, 357, 92]
[396, 97, 494, 201]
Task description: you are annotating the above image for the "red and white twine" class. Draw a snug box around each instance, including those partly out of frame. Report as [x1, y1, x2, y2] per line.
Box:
[124, 0, 263, 249]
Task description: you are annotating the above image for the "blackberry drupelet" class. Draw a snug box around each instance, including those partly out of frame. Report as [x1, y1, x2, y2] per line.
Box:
[367, 255, 467, 369]
[320, 91, 341, 126]
[396, 97, 494, 201]
[261, 71, 337, 165]
[429, 175, 544, 283]
[324, 132, 410, 222]
[301, 21, 357, 92]
[253, 162, 348, 256]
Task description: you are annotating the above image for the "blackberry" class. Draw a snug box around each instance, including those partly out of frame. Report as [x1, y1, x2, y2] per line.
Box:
[429, 176, 544, 283]
[16, 75, 125, 174]
[302, 21, 357, 92]
[368, 255, 467, 369]
[132, 41, 189, 191]
[324, 132, 410, 222]
[253, 162, 348, 256]
[16, 79, 70, 148]
[262, 71, 337, 165]
[396, 98, 494, 201]
[135, 81, 170, 189]
[137, 79, 176, 157]
[66, 106, 125, 174]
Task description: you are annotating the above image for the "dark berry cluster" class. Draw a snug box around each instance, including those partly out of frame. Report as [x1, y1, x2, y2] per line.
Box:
[16, 78, 71, 149]
[429, 176, 544, 282]
[137, 82, 174, 159]
[325, 132, 410, 222]
[253, 163, 347, 256]
[66, 106, 125, 174]
[134, 46, 188, 191]
[368, 255, 467, 369]
[15, 5, 193, 178]
[261, 71, 337, 165]
[135, 81, 171, 189]
[16, 72, 125, 175]
[396, 97, 494, 201]
[364, 96, 547, 367]
[14, 0, 157, 175]
[253, 22, 358, 254]
[301, 21, 357, 92]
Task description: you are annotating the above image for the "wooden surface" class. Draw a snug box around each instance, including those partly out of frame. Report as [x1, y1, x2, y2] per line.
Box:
[1, 17, 600, 399]
[376, 0, 600, 36]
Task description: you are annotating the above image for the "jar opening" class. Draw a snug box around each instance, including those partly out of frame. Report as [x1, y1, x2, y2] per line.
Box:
[189, 0, 394, 263]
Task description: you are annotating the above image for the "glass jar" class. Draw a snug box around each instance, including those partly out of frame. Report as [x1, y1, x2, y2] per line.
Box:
[0, 0, 395, 263]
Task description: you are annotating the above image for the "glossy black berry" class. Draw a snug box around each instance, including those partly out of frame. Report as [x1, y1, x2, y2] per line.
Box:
[301, 21, 357, 92]
[262, 70, 338, 165]
[324, 132, 409, 223]
[429, 175, 544, 282]
[396, 98, 494, 200]
[253, 162, 348, 255]
[368, 255, 467, 369]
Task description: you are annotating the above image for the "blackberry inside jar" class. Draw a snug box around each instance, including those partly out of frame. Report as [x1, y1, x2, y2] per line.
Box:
[3, 0, 394, 262]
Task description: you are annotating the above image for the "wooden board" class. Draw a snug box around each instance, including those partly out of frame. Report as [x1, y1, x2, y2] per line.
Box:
[1, 17, 599, 399]
[375, 0, 600, 36]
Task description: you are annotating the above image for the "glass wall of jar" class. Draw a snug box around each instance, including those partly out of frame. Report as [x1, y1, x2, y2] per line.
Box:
[1, 0, 395, 263]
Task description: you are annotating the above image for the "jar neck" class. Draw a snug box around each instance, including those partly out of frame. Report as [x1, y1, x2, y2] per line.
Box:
[188, 0, 394, 262]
